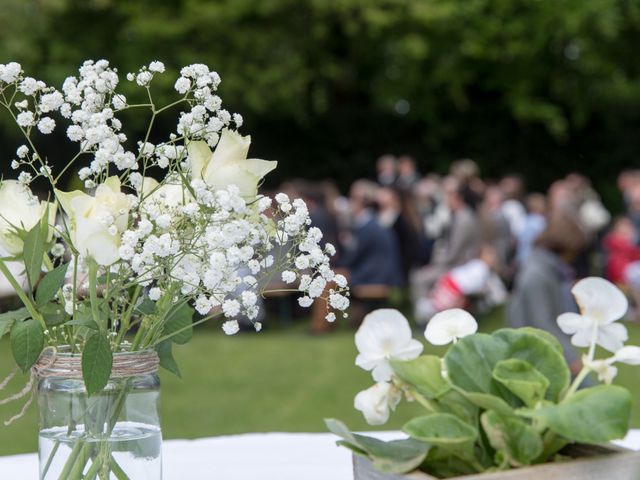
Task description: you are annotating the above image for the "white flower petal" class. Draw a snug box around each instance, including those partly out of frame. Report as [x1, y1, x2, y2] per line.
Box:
[371, 362, 395, 383]
[570, 324, 595, 348]
[597, 323, 628, 353]
[424, 309, 477, 346]
[354, 382, 400, 426]
[572, 277, 628, 325]
[557, 312, 588, 335]
[614, 346, 640, 365]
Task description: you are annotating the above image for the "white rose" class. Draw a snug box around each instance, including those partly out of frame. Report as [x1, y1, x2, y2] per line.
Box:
[187, 128, 277, 198]
[56, 176, 131, 266]
[0, 180, 55, 256]
[139, 176, 191, 208]
[354, 382, 401, 426]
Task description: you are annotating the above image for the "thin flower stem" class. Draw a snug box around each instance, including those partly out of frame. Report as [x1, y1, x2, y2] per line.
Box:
[88, 261, 102, 330]
[0, 259, 45, 329]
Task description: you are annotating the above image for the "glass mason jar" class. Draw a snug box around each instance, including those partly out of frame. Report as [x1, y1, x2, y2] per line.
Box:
[37, 349, 162, 480]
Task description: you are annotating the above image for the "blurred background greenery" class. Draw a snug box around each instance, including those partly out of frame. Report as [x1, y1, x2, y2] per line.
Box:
[1, 0, 640, 206]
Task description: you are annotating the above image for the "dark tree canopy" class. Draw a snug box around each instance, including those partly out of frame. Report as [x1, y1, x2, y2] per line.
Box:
[1, 0, 640, 206]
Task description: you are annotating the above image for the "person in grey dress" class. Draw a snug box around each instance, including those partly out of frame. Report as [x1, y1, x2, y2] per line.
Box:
[507, 210, 588, 373]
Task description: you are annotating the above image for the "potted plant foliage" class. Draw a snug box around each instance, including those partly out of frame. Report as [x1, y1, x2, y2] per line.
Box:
[327, 277, 640, 479]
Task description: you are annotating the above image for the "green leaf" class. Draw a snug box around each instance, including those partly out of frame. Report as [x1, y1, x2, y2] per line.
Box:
[162, 302, 194, 344]
[64, 318, 99, 330]
[353, 434, 431, 474]
[325, 419, 429, 474]
[494, 329, 570, 402]
[444, 333, 509, 396]
[493, 359, 549, 408]
[82, 333, 113, 395]
[0, 308, 30, 339]
[135, 298, 157, 316]
[40, 303, 68, 327]
[391, 355, 450, 399]
[156, 340, 181, 378]
[518, 327, 564, 355]
[10, 318, 44, 372]
[460, 391, 515, 416]
[403, 413, 477, 461]
[520, 385, 632, 444]
[481, 410, 542, 467]
[22, 214, 47, 289]
[35, 262, 69, 306]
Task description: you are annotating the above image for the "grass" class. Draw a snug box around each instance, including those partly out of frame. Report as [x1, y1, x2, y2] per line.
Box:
[1, 310, 640, 456]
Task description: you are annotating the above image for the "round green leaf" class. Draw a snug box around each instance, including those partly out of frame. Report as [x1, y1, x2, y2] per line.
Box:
[481, 410, 542, 466]
[493, 358, 549, 407]
[493, 329, 570, 401]
[444, 333, 510, 396]
[391, 355, 449, 399]
[521, 385, 632, 444]
[403, 413, 477, 461]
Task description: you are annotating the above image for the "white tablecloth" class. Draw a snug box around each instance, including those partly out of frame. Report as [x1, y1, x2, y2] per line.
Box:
[2, 430, 640, 479]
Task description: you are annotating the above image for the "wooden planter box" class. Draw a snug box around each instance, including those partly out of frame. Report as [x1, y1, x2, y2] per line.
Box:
[353, 444, 640, 480]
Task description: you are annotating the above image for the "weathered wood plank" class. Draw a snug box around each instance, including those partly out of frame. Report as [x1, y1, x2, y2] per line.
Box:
[353, 445, 640, 480]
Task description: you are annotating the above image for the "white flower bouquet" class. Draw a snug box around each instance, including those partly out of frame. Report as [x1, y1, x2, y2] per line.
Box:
[328, 278, 640, 478]
[0, 60, 349, 479]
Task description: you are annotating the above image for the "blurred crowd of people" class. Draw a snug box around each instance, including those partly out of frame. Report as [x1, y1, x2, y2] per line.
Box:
[278, 156, 640, 348]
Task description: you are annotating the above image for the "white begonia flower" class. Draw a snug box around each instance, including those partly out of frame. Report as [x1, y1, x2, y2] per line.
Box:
[582, 356, 618, 385]
[187, 128, 277, 198]
[56, 176, 131, 266]
[613, 346, 640, 365]
[557, 277, 629, 353]
[424, 308, 478, 346]
[354, 382, 401, 426]
[355, 309, 423, 382]
[0, 180, 56, 255]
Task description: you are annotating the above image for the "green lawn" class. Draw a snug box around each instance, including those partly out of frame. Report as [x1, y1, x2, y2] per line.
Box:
[1, 311, 640, 456]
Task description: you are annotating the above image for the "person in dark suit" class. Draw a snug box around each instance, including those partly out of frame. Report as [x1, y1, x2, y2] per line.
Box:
[339, 180, 403, 288]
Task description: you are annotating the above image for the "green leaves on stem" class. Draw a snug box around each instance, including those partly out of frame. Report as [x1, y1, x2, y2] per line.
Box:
[325, 419, 430, 474]
[10, 318, 44, 372]
[82, 333, 113, 395]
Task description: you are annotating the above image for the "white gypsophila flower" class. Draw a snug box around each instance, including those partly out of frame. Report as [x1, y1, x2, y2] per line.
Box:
[136, 71, 153, 86]
[149, 61, 165, 73]
[195, 295, 212, 315]
[10, 160, 19, 170]
[18, 172, 32, 185]
[254, 322, 262, 332]
[19, 77, 40, 95]
[325, 312, 336, 322]
[329, 293, 349, 311]
[60, 103, 72, 118]
[222, 299, 241, 317]
[354, 382, 401, 426]
[112, 94, 127, 110]
[39, 91, 64, 113]
[222, 320, 240, 335]
[37, 117, 56, 134]
[51, 243, 65, 257]
[16, 111, 35, 127]
[298, 296, 313, 308]
[355, 309, 423, 382]
[175, 77, 191, 94]
[424, 308, 478, 345]
[334, 274, 348, 288]
[241, 290, 257, 307]
[557, 277, 629, 353]
[281, 271, 296, 284]
[148, 287, 161, 301]
[0, 62, 21, 83]
[67, 125, 84, 142]
[16, 145, 28, 159]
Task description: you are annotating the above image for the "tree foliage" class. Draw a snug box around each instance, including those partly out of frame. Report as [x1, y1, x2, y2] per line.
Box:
[1, 0, 640, 201]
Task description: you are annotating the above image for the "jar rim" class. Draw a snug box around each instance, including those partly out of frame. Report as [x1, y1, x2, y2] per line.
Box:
[51, 345, 154, 358]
